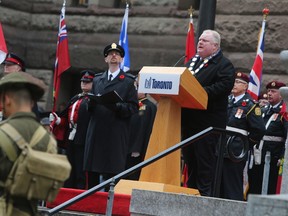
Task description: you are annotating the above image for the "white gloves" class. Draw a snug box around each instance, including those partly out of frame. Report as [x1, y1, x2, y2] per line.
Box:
[49, 112, 61, 125]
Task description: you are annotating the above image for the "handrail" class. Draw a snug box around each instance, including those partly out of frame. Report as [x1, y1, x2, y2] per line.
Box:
[46, 126, 248, 215]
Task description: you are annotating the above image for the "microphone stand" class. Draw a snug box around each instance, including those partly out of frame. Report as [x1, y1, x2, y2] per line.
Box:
[172, 55, 187, 67]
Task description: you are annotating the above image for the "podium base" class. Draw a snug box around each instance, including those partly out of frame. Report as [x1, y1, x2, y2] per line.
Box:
[114, 180, 200, 196]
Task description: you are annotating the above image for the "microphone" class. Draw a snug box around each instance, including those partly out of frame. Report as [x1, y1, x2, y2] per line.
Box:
[172, 55, 187, 67]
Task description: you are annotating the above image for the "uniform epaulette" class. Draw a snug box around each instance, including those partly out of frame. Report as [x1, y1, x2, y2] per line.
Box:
[243, 98, 254, 105]
[125, 73, 136, 80]
[95, 72, 103, 77]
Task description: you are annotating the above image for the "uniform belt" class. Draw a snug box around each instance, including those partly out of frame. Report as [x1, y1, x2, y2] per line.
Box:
[226, 126, 248, 136]
[262, 135, 284, 142]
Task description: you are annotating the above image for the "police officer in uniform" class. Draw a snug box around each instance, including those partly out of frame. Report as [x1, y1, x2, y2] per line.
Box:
[220, 72, 265, 200]
[249, 81, 288, 195]
[0, 72, 57, 215]
[2, 53, 26, 75]
[51, 70, 96, 189]
[125, 90, 157, 180]
[1, 53, 40, 120]
[84, 43, 138, 189]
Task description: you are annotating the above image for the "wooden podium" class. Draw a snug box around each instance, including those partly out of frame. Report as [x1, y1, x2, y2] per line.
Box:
[115, 66, 207, 195]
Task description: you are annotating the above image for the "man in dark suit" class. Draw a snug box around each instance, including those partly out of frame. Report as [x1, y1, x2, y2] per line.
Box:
[84, 43, 138, 189]
[50, 69, 96, 189]
[181, 29, 235, 196]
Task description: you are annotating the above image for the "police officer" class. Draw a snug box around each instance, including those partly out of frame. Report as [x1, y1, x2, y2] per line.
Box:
[0, 72, 57, 215]
[249, 81, 288, 195]
[220, 72, 265, 200]
[84, 43, 138, 189]
[2, 53, 26, 74]
[51, 69, 96, 189]
[125, 89, 157, 180]
[1, 53, 40, 120]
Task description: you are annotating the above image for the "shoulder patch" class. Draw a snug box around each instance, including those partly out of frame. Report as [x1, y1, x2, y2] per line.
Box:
[255, 107, 261, 116]
[95, 72, 103, 76]
[125, 73, 136, 80]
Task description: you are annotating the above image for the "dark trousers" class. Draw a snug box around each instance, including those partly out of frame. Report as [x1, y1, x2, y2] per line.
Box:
[87, 172, 117, 192]
[220, 158, 246, 200]
[124, 155, 143, 180]
[64, 144, 86, 189]
[182, 134, 218, 196]
[248, 157, 280, 195]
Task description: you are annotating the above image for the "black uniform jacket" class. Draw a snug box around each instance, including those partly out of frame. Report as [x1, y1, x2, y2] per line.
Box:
[261, 101, 288, 159]
[182, 50, 235, 135]
[84, 70, 138, 174]
[128, 98, 157, 155]
[226, 93, 265, 157]
[52, 93, 91, 147]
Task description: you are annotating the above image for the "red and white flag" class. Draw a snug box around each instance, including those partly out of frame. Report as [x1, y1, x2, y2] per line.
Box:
[184, 11, 196, 64]
[53, 1, 71, 111]
[0, 23, 8, 64]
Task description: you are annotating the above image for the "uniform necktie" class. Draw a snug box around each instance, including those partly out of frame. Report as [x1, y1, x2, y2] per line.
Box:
[108, 74, 113, 82]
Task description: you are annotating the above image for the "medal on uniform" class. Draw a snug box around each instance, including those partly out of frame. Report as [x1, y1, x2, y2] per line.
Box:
[254, 107, 261, 116]
[272, 113, 278, 121]
[235, 109, 243, 118]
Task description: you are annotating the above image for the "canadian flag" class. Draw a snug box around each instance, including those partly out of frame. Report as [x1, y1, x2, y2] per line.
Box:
[0, 23, 8, 64]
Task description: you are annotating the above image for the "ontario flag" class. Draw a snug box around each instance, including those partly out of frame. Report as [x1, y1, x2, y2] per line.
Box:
[247, 8, 269, 100]
[0, 23, 8, 64]
[53, 2, 71, 111]
[184, 11, 196, 64]
[119, 3, 130, 72]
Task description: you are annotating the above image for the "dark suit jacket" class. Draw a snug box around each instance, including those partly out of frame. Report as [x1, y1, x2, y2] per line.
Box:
[182, 51, 235, 137]
[84, 70, 138, 174]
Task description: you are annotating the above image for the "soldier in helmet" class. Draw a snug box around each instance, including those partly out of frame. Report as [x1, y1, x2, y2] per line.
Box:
[84, 43, 138, 189]
[0, 72, 57, 215]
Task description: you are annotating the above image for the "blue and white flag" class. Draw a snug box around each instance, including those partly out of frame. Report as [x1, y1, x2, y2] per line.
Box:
[119, 4, 130, 72]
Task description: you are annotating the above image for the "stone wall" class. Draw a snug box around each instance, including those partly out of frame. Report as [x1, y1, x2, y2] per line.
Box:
[1, 0, 288, 109]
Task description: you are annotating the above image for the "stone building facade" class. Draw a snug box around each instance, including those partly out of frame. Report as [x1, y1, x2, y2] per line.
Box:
[0, 0, 287, 111]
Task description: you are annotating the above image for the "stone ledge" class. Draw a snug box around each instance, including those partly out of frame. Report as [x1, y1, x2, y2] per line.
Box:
[130, 189, 247, 216]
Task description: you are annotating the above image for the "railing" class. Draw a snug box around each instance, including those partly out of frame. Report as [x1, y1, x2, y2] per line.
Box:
[46, 127, 248, 215]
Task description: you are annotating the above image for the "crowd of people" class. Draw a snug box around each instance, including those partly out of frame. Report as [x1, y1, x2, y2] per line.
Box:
[0, 29, 287, 215]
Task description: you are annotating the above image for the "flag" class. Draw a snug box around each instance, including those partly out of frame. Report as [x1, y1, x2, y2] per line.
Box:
[184, 12, 196, 64]
[247, 8, 269, 100]
[53, 2, 71, 111]
[119, 3, 130, 72]
[0, 23, 8, 64]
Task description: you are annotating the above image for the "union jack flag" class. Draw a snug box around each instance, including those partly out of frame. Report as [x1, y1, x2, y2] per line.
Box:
[247, 9, 269, 100]
[119, 3, 130, 72]
[53, 1, 70, 111]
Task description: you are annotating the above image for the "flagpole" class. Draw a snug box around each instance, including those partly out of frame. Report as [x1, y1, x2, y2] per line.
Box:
[184, 6, 196, 64]
[119, 0, 131, 72]
[52, 0, 71, 112]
